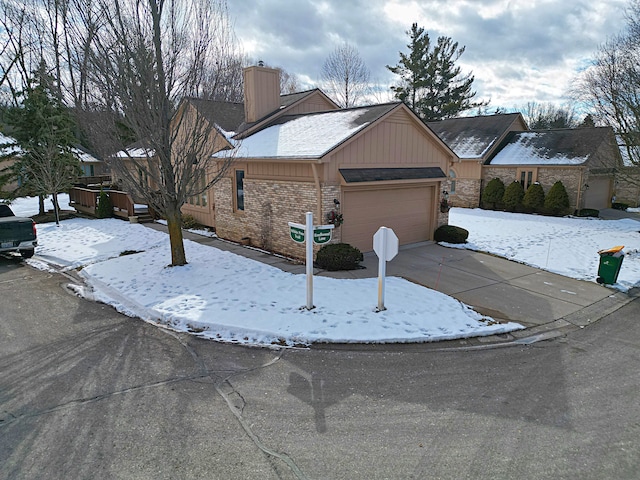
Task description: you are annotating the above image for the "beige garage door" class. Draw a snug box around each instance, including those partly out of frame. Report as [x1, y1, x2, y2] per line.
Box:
[342, 186, 434, 252]
[584, 177, 611, 210]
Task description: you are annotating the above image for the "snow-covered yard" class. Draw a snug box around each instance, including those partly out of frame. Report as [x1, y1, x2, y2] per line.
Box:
[449, 208, 640, 292]
[5, 195, 639, 346]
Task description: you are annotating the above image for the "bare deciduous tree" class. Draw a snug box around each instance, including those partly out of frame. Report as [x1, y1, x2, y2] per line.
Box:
[82, 0, 241, 266]
[321, 43, 371, 108]
[516, 101, 579, 129]
[576, 0, 640, 168]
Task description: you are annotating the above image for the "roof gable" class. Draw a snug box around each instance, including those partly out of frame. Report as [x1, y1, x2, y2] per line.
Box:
[428, 113, 525, 159]
[488, 127, 616, 166]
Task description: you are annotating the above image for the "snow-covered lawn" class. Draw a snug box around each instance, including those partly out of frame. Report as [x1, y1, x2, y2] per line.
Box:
[449, 208, 640, 292]
[7, 195, 523, 346]
[6, 196, 639, 346]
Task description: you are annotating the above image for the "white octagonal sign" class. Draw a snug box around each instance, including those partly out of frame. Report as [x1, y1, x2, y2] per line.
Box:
[373, 226, 399, 261]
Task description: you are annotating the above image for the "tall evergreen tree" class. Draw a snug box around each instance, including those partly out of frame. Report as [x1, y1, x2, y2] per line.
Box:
[7, 60, 81, 224]
[387, 23, 484, 121]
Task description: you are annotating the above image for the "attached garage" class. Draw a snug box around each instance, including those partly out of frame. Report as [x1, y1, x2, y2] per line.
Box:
[583, 177, 612, 210]
[339, 168, 444, 252]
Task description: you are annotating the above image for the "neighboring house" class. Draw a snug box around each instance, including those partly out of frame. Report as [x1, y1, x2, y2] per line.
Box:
[73, 145, 108, 178]
[427, 113, 527, 207]
[484, 127, 621, 210]
[1, 132, 104, 195]
[209, 66, 455, 256]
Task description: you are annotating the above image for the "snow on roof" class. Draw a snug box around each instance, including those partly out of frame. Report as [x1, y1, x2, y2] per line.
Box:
[445, 134, 496, 159]
[490, 131, 589, 166]
[216, 108, 382, 159]
[427, 113, 522, 159]
[72, 147, 101, 163]
[116, 147, 155, 159]
[0, 133, 21, 156]
[1, 134, 99, 162]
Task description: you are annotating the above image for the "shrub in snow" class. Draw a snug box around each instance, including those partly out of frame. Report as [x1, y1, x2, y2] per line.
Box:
[315, 243, 363, 271]
[482, 177, 505, 210]
[502, 181, 524, 212]
[612, 202, 628, 211]
[576, 208, 599, 218]
[181, 213, 199, 229]
[523, 182, 545, 213]
[96, 190, 112, 218]
[544, 181, 570, 216]
[434, 225, 469, 244]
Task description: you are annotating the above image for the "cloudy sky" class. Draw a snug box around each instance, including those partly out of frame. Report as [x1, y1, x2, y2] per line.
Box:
[228, 0, 628, 111]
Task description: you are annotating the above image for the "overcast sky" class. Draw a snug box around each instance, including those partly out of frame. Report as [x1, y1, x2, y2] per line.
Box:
[228, 0, 628, 112]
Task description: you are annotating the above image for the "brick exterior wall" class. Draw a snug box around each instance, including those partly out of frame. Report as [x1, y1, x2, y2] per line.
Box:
[450, 178, 481, 208]
[536, 168, 583, 210]
[214, 178, 344, 259]
[482, 166, 586, 210]
[615, 169, 640, 207]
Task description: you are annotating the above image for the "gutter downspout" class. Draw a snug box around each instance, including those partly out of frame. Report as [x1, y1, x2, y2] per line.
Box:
[311, 162, 322, 221]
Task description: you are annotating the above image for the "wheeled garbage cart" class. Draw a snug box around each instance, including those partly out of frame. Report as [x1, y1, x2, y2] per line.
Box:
[596, 245, 624, 285]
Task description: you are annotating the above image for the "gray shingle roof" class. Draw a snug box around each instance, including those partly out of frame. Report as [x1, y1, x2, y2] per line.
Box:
[340, 167, 446, 183]
[427, 113, 523, 159]
[488, 127, 615, 166]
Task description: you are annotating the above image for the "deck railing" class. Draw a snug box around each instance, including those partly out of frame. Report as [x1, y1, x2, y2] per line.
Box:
[68, 186, 137, 219]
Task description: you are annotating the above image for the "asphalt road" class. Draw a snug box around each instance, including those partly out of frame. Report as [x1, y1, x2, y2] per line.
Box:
[1, 259, 639, 479]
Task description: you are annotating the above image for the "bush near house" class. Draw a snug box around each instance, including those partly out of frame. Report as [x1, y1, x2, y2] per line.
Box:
[315, 243, 363, 271]
[576, 208, 599, 217]
[434, 225, 469, 244]
[481, 177, 505, 210]
[612, 202, 629, 211]
[96, 190, 112, 218]
[523, 182, 545, 213]
[181, 213, 199, 229]
[544, 181, 571, 216]
[503, 181, 524, 212]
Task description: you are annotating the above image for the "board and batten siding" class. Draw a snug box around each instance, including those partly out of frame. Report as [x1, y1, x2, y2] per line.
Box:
[325, 110, 452, 182]
[286, 94, 338, 116]
[249, 161, 316, 181]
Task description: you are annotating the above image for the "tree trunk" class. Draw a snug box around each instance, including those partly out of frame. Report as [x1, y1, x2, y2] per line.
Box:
[52, 193, 60, 226]
[165, 207, 187, 266]
[39, 195, 45, 215]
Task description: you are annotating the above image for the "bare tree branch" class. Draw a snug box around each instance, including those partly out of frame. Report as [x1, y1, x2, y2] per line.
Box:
[321, 43, 371, 108]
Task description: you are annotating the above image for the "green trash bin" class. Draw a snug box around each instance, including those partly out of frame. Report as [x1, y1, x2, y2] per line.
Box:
[596, 246, 624, 284]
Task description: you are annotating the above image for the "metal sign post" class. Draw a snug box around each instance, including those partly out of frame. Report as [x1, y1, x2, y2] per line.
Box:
[373, 226, 399, 311]
[288, 213, 334, 310]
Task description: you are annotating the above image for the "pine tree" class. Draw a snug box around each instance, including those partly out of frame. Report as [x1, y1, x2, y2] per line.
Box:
[387, 23, 485, 121]
[503, 181, 524, 212]
[523, 182, 545, 212]
[481, 178, 505, 210]
[7, 61, 81, 225]
[544, 181, 571, 216]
